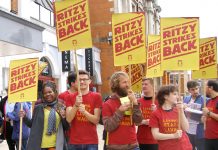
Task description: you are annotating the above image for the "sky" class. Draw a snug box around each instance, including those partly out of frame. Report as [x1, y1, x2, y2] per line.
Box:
[158, 0, 218, 39]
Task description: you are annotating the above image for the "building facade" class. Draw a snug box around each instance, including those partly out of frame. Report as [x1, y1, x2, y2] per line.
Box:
[0, 0, 102, 97]
[89, 0, 161, 98]
[1, 0, 187, 99]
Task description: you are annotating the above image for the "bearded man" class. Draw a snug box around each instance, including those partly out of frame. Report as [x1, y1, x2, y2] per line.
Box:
[102, 71, 143, 150]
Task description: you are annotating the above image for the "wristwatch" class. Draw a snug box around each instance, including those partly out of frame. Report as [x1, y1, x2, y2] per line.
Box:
[207, 111, 211, 116]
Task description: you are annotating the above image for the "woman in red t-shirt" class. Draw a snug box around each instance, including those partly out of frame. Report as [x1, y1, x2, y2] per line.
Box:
[149, 85, 192, 150]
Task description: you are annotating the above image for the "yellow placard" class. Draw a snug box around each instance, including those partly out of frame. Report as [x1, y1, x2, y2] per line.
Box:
[161, 17, 200, 70]
[192, 37, 217, 79]
[55, 0, 92, 51]
[8, 59, 39, 103]
[120, 97, 132, 115]
[146, 35, 163, 78]
[122, 64, 145, 93]
[112, 13, 146, 66]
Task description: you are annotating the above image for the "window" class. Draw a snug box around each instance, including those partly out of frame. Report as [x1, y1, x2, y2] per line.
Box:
[122, 0, 128, 12]
[31, 2, 40, 19]
[131, 0, 145, 12]
[77, 54, 84, 70]
[169, 74, 179, 85]
[31, 1, 54, 26]
[40, 6, 51, 25]
[132, 3, 137, 12]
[50, 12, 54, 26]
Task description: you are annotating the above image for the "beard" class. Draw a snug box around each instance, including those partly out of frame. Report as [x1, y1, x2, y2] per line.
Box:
[116, 86, 129, 97]
[193, 93, 199, 97]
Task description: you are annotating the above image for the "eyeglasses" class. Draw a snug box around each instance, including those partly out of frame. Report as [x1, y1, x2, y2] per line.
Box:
[79, 78, 90, 82]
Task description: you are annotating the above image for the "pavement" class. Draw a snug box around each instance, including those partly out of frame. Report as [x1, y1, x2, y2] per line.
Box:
[0, 125, 105, 150]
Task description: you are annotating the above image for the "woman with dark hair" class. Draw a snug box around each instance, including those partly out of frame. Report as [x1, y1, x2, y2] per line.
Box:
[149, 85, 192, 150]
[19, 81, 68, 150]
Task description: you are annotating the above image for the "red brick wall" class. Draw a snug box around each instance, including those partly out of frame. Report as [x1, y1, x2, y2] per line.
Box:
[11, 0, 18, 14]
[89, 0, 116, 97]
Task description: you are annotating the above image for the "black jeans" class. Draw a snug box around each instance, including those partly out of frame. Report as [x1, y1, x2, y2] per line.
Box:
[139, 144, 158, 150]
[5, 122, 16, 150]
[205, 139, 218, 150]
[187, 133, 205, 150]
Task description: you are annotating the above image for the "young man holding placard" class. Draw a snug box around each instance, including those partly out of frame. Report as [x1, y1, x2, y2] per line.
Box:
[66, 70, 102, 150]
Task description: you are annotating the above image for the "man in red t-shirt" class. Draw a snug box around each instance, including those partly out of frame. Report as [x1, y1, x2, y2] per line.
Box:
[202, 80, 218, 150]
[58, 72, 76, 145]
[102, 71, 143, 150]
[66, 70, 102, 150]
[137, 78, 158, 150]
[58, 72, 77, 102]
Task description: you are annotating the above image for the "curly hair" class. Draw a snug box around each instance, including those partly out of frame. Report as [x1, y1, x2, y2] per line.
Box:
[42, 81, 57, 95]
[156, 85, 177, 106]
[110, 71, 129, 93]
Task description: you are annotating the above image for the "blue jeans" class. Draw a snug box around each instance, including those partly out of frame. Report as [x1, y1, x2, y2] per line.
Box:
[68, 144, 98, 150]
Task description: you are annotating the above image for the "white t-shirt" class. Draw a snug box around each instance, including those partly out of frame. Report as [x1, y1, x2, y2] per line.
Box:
[186, 99, 202, 135]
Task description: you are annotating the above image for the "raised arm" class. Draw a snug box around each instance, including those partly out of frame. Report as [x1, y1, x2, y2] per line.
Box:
[66, 94, 82, 123]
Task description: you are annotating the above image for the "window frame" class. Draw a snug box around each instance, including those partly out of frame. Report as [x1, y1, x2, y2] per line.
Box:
[31, 2, 54, 27]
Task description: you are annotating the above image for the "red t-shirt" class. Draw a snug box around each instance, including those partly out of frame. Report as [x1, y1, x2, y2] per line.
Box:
[58, 91, 70, 102]
[137, 97, 158, 144]
[66, 91, 102, 144]
[205, 96, 218, 139]
[102, 98, 137, 145]
[149, 107, 192, 150]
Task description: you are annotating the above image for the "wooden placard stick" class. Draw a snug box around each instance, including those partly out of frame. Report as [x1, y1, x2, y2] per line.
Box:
[18, 103, 23, 150]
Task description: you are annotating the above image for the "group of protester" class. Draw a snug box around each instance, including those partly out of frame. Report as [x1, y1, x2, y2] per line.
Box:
[0, 70, 217, 150]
